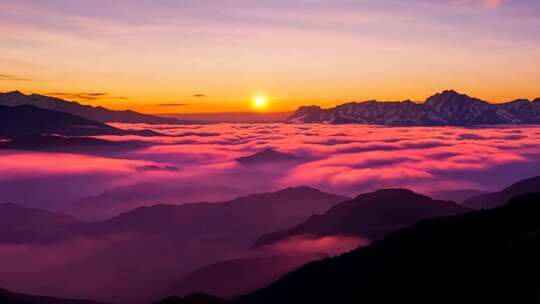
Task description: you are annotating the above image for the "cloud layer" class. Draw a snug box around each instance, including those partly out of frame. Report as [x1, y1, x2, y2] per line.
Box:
[2, 123, 540, 213]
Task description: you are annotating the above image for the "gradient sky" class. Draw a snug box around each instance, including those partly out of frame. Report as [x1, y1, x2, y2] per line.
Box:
[1, 0, 539, 113]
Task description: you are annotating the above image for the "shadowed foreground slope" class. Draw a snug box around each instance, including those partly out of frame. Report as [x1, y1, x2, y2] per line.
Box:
[255, 189, 469, 247]
[463, 176, 540, 209]
[236, 192, 540, 304]
[0, 287, 107, 304]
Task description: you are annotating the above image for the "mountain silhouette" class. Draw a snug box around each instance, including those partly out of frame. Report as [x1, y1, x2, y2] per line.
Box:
[236, 192, 540, 304]
[427, 189, 487, 203]
[68, 184, 245, 221]
[0, 287, 107, 304]
[0, 91, 191, 124]
[288, 89, 540, 125]
[254, 189, 470, 247]
[0, 105, 161, 139]
[0, 134, 141, 153]
[84, 187, 348, 246]
[462, 176, 540, 209]
[236, 149, 303, 165]
[0, 202, 82, 244]
[155, 293, 229, 304]
[171, 254, 324, 299]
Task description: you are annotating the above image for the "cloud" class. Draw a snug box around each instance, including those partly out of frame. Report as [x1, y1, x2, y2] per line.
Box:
[46, 92, 126, 100]
[135, 165, 179, 172]
[193, 94, 206, 98]
[0, 74, 29, 81]
[481, 0, 502, 8]
[156, 103, 190, 107]
[262, 235, 368, 256]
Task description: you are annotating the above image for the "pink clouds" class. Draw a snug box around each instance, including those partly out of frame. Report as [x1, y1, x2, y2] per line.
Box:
[2, 123, 540, 213]
[481, 0, 502, 8]
[262, 235, 368, 257]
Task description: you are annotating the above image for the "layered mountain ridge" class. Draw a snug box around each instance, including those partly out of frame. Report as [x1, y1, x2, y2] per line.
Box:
[288, 90, 540, 125]
[0, 91, 192, 124]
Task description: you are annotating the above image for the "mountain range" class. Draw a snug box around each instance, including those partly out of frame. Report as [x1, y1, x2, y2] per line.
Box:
[2, 177, 539, 303]
[288, 90, 540, 125]
[0, 91, 191, 124]
[0, 187, 348, 246]
[0, 104, 160, 139]
[171, 254, 324, 299]
[82, 186, 348, 244]
[235, 192, 540, 304]
[0, 202, 81, 244]
[0, 134, 141, 154]
[462, 176, 540, 209]
[254, 189, 469, 248]
[0, 287, 107, 304]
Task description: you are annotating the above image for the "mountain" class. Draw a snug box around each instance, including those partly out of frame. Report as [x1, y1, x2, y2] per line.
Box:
[0, 91, 191, 124]
[156, 293, 229, 304]
[287, 90, 539, 125]
[0, 134, 141, 153]
[0, 105, 160, 139]
[68, 183, 247, 221]
[288, 101, 446, 125]
[499, 98, 540, 123]
[236, 192, 540, 304]
[171, 254, 324, 299]
[254, 189, 470, 248]
[0, 203, 82, 244]
[85, 187, 349, 246]
[462, 176, 540, 209]
[427, 189, 487, 203]
[236, 149, 303, 166]
[0, 287, 107, 304]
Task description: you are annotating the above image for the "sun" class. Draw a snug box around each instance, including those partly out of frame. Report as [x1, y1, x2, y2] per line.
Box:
[253, 96, 268, 110]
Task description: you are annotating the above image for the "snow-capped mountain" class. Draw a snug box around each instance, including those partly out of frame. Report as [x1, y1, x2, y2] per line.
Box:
[288, 90, 540, 125]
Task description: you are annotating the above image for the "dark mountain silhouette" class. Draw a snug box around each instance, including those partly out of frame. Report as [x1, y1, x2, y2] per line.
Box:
[0, 91, 191, 124]
[0, 105, 161, 139]
[68, 183, 247, 221]
[499, 98, 540, 123]
[0, 287, 107, 304]
[155, 293, 228, 304]
[84, 187, 349, 247]
[427, 189, 487, 203]
[171, 254, 324, 299]
[236, 149, 303, 165]
[462, 176, 540, 209]
[0, 134, 141, 153]
[236, 192, 540, 304]
[0, 202, 82, 244]
[288, 90, 539, 125]
[254, 189, 470, 248]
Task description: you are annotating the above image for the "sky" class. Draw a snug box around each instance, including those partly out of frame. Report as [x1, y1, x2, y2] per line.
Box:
[1, 0, 539, 113]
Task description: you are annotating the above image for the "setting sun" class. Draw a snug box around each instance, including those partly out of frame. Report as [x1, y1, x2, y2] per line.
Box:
[253, 96, 268, 110]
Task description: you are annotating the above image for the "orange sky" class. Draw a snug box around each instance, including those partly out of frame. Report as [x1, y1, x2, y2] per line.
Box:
[1, 0, 540, 113]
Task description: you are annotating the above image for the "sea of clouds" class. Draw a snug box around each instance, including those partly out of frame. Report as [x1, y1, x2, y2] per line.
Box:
[1, 123, 540, 215]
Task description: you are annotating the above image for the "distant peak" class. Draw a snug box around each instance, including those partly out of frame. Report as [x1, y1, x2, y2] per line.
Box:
[276, 185, 321, 194]
[354, 188, 423, 200]
[4, 90, 25, 96]
[435, 89, 469, 98]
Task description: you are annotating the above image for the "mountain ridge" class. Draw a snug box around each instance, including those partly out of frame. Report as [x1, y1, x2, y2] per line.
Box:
[288, 90, 540, 125]
[462, 176, 540, 209]
[236, 192, 540, 304]
[254, 188, 470, 248]
[0, 91, 193, 125]
[0, 104, 161, 139]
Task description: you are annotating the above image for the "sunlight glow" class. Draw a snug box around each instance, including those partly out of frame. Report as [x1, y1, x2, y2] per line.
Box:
[253, 96, 268, 110]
